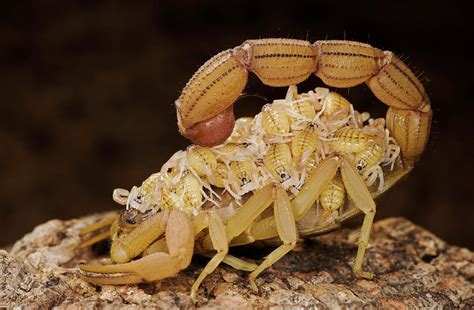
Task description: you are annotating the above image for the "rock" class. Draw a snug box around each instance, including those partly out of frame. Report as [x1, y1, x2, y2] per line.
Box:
[1, 214, 473, 308]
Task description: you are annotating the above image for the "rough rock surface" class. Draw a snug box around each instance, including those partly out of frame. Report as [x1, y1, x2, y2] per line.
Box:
[1, 214, 472, 309]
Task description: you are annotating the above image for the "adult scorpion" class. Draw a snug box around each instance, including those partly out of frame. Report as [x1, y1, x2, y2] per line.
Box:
[79, 39, 431, 301]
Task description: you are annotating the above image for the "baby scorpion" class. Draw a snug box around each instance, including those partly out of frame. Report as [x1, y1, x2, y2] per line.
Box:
[79, 38, 431, 301]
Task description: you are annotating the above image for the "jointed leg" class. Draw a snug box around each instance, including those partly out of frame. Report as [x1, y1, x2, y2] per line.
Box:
[221, 255, 257, 271]
[292, 157, 339, 220]
[238, 157, 339, 242]
[79, 214, 119, 248]
[340, 156, 376, 279]
[226, 184, 274, 241]
[79, 210, 194, 284]
[352, 211, 375, 279]
[80, 215, 118, 235]
[248, 187, 297, 292]
[141, 210, 256, 278]
[191, 212, 228, 301]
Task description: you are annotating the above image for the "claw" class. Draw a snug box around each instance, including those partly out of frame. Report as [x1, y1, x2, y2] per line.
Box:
[80, 210, 195, 285]
[79, 251, 191, 284]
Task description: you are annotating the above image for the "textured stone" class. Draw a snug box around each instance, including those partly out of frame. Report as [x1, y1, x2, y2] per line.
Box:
[1, 214, 472, 308]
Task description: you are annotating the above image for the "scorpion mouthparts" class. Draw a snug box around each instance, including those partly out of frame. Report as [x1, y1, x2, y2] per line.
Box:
[181, 107, 235, 147]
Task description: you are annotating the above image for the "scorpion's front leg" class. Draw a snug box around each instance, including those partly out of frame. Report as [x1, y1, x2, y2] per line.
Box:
[79, 214, 119, 248]
[79, 210, 194, 284]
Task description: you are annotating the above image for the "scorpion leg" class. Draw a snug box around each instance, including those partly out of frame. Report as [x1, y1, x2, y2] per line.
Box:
[79, 214, 118, 248]
[143, 212, 257, 274]
[191, 212, 228, 301]
[198, 250, 258, 272]
[225, 184, 274, 241]
[240, 156, 339, 242]
[292, 156, 340, 220]
[141, 211, 210, 257]
[79, 210, 194, 284]
[339, 156, 376, 279]
[199, 183, 272, 251]
[248, 186, 297, 293]
[220, 255, 257, 272]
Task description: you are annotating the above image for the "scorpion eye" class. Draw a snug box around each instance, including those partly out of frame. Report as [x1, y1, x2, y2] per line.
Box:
[241, 177, 249, 185]
[280, 173, 288, 181]
[125, 218, 136, 225]
[121, 209, 139, 226]
[356, 162, 364, 171]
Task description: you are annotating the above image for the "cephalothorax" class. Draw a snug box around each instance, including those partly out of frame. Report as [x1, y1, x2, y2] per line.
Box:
[79, 39, 431, 301]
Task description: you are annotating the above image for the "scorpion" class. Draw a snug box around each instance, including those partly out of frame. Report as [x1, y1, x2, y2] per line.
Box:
[79, 39, 432, 301]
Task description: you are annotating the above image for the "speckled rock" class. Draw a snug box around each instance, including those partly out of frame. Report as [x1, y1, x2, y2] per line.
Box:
[1, 214, 473, 309]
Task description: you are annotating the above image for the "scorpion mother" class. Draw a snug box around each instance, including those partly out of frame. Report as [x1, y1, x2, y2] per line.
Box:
[79, 39, 431, 301]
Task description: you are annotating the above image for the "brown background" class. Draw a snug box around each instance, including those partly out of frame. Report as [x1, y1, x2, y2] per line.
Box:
[1, 1, 473, 248]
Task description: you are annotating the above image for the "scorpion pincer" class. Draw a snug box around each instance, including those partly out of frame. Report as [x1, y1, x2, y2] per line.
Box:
[79, 38, 432, 301]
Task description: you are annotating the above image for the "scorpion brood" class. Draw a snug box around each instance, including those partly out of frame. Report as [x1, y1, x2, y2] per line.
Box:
[79, 39, 432, 301]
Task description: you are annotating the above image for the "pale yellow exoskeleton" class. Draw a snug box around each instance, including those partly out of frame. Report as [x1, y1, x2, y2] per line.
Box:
[229, 117, 254, 143]
[176, 171, 203, 211]
[112, 172, 170, 213]
[263, 143, 298, 189]
[359, 120, 401, 190]
[80, 38, 432, 303]
[354, 141, 385, 173]
[261, 104, 291, 136]
[213, 143, 253, 163]
[208, 162, 228, 188]
[186, 146, 218, 177]
[312, 92, 352, 134]
[319, 176, 346, 222]
[322, 93, 351, 120]
[331, 127, 372, 154]
[353, 140, 385, 189]
[291, 123, 321, 165]
[225, 159, 260, 197]
[284, 85, 318, 126]
[302, 152, 320, 178]
[159, 187, 182, 211]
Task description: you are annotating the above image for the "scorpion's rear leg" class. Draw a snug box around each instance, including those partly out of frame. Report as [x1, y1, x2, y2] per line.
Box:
[79, 210, 194, 284]
[340, 156, 376, 279]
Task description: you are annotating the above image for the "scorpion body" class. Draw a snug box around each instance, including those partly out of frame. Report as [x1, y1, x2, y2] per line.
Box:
[79, 38, 432, 301]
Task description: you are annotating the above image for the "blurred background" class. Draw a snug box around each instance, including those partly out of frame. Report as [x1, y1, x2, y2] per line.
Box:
[1, 1, 473, 249]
